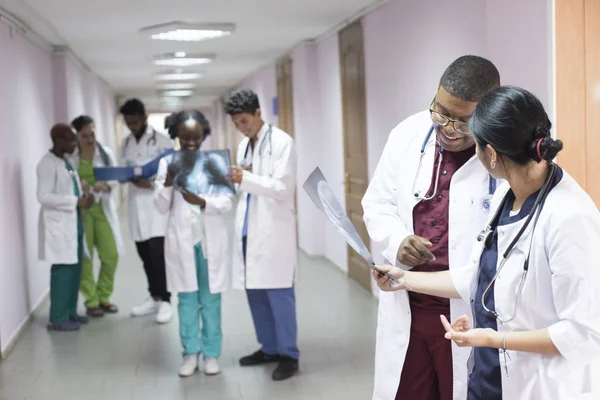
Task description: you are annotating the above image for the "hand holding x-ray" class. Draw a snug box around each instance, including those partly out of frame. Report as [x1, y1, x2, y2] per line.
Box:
[303, 168, 391, 280]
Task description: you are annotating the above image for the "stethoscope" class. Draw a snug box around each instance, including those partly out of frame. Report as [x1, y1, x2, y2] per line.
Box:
[124, 127, 158, 148]
[242, 124, 273, 165]
[477, 163, 557, 324]
[413, 125, 497, 201]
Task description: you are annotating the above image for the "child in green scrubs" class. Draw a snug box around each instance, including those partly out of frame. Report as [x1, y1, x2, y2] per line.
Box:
[37, 124, 95, 331]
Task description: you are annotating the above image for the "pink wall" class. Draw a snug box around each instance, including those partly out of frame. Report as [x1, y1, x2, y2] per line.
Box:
[0, 24, 117, 353]
[292, 43, 325, 257]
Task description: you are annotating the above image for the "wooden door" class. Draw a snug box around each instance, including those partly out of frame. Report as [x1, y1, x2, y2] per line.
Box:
[339, 20, 371, 292]
[556, 0, 600, 204]
[277, 56, 295, 137]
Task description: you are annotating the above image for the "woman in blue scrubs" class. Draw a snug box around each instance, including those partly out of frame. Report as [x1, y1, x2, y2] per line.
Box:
[374, 86, 600, 399]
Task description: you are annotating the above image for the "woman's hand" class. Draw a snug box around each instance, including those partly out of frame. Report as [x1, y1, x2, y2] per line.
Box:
[81, 180, 91, 194]
[93, 182, 110, 193]
[164, 170, 173, 187]
[440, 315, 496, 348]
[181, 189, 206, 209]
[372, 264, 407, 291]
[77, 193, 95, 210]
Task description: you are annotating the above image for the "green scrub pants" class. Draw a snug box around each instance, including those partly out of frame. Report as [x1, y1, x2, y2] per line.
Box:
[178, 244, 222, 358]
[80, 203, 118, 308]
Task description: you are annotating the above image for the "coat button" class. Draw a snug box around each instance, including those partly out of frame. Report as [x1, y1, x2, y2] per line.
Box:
[442, 170, 448, 175]
[436, 195, 443, 202]
[431, 220, 438, 227]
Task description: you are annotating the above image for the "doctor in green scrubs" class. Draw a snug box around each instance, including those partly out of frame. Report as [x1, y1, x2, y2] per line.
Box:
[70, 116, 124, 317]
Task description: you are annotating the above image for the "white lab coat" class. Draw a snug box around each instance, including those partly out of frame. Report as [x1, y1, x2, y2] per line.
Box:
[37, 152, 88, 264]
[154, 157, 232, 294]
[232, 123, 298, 290]
[121, 126, 173, 242]
[362, 110, 493, 400]
[67, 145, 125, 256]
[451, 171, 600, 399]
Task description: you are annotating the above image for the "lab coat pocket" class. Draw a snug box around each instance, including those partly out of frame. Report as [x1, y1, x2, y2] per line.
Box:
[44, 210, 64, 236]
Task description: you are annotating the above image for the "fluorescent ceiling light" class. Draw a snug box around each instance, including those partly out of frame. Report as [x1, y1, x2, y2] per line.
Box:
[161, 90, 195, 97]
[153, 53, 215, 67]
[157, 83, 197, 90]
[141, 22, 235, 42]
[154, 71, 203, 81]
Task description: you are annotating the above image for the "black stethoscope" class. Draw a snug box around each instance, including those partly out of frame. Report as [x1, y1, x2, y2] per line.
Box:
[124, 127, 158, 148]
[413, 125, 497, 203]
[242, 124, 273, 166]
[477, 163, 557, 323]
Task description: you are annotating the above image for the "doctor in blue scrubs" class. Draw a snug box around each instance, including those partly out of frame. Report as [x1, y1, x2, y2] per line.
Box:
[374, 86, 600, 399]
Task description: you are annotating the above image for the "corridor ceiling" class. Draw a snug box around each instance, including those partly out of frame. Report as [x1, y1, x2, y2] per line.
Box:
[0, 0, 383, 109]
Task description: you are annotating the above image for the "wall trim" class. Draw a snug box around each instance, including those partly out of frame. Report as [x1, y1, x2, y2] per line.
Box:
[226, 0, 392, 99]
[0, 289, 49, 360]
[310, 0, 393, 44]
[0, 7, 52, 52]
[0, 7, 113, 91]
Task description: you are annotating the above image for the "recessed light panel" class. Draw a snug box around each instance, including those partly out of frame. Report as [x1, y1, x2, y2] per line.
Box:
[141, 22, 235, 42]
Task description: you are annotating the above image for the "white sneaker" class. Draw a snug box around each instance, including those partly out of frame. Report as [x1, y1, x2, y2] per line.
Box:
[156, 301, 173, 324]
[204, 358, 221, 376]
[178, 354, 199, 377]
[131, 297, 160, 317]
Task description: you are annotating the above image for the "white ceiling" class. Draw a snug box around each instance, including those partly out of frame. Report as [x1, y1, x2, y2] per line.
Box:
[0, 0, 382, 109]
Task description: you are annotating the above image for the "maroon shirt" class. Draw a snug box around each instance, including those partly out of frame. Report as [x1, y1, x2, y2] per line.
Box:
[409, 142, 475, 312]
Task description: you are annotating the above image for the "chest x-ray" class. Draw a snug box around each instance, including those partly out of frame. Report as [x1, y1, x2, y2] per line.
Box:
[303, 167, 375, 267]
[167, 149, 235, 196]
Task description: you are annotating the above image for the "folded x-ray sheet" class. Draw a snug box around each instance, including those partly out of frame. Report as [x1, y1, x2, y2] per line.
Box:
[303, 167, 376, 267]
[167, 149, 236, 196]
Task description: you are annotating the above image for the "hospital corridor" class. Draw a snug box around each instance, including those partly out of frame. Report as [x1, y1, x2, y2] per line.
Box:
[0, 212, 378, 400]
[2, 0, 600, 400]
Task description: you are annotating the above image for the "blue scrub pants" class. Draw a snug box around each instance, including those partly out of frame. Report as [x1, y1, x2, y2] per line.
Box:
[178, 243, 222, 358]
[243, 237, 300, 360]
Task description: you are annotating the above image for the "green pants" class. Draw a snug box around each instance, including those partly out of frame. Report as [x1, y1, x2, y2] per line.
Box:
[178, 244, 222, 358]
[50, 213, 84, 323]
[80, 204, 118, 308]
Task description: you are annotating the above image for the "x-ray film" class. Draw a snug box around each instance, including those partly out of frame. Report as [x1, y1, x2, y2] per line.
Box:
[303, 167, 376, 267]
[167, 149, 236, 196]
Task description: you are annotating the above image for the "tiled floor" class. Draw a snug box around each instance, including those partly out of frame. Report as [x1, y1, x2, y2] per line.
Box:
[0, 218, 378, 400]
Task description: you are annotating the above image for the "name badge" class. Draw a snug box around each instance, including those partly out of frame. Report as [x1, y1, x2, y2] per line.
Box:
[482, 196, 492, 212]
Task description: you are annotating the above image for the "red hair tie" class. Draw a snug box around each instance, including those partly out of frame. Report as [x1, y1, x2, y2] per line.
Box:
[536, 138, 544, 161]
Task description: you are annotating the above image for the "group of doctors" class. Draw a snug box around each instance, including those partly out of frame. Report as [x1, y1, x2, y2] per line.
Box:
[364, 55, 600, 399]
[36, 91, 301, 382]
[35, 54, 600, 398]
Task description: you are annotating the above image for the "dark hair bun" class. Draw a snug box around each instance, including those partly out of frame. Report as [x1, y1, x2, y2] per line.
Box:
[531, 136, 563, 162]
[164, 110, 211, 140]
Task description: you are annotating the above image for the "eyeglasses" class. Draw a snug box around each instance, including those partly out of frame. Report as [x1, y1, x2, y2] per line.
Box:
[429, 98, 471, 135]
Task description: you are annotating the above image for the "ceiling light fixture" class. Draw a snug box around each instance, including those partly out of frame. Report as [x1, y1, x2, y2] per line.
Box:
[157, 82, 197, 90]
[154, 70, 203, 81]
[153, 53, 215, 67]
[161, 89, 195, 97]
[141, 22, 235, 42]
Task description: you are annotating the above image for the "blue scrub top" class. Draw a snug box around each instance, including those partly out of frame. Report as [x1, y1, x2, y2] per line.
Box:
[468, 168, 563, 400]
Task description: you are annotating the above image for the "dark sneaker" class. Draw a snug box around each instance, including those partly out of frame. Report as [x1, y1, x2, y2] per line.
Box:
[71, 314, 89, 324]
[47, 320, 81, 332]
[272, 357, 299, 381]
[239, 350, 281, 366]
